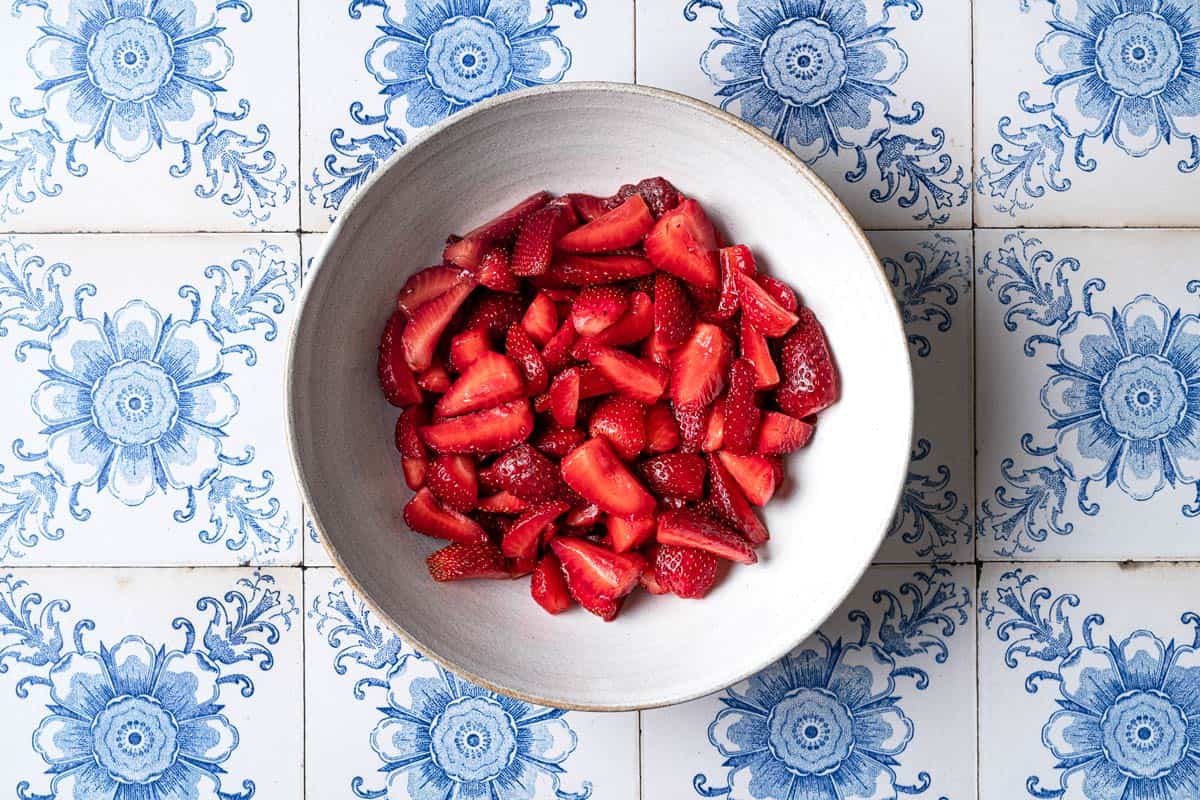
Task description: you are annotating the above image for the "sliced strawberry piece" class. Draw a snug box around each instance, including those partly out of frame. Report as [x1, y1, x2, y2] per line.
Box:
[580, 290, 653, 347]
[508, 555, 537, 578]
[478, 491, 528, 514]
[717, 451, 777, 506]
[378, 311, 423, 406]
[530, 553, 573, 614]
[401, 456, 427, 490]
[571, 286, 630, 336]
[644, 402, 681, 453]
[588, 395, 646, 461]
[502, 500, 570, 560]
[643, 331, 675, 369]
[586, 346, 668, 404]
[435, 352, 525, 417]
[565, 502, 602, 528]
[534, 425, 586, 459]
[490, 443, 569, 503]
[720, 243, 756, 275]
[653, 543, 720, 599]
[420, 399, 533, 454]
[715, 246, 752, 320]
[757, 411, 815, 455]
[578, 365, 616, 399]
[638, 453, 706, 501]
[740, 316, 780, 389]
[520, 291, 558, 346]
[644, 199, 719, 290]
[418, 362, 452, 393]
[653, 273, 694, 348]
[504, 325, 549, 396]
[607, 513, 656, 553]
[551, 537, 646, 598]
[560, 438, 656, 518]
[443, 191, 552, 269]
[401, 279, 476, 371]
[736, 271, 798, 338]
[657, 508, 757, 564]
[671, 322, 733, 408]
[548, 253, 655, 285]
[426, 454, 478, 513]
[566, 193, 610, 222]
[777, 307, 840, 418]
[396, 266, 472, 318]
[640, 556, 670, 595]
[476, 245, 519, 293]
[511, 201, 575, 277]
[396, 405, 429, 489]
[722, 358, 761, 455]
[465, 292, 524, 336]
[606, 177, 682, 218]
[706, 453, 769, 545]
[557, 194, 654, 253]
[404, 488, 489, 545]
[427, 541, 511, 581]
[449, 327, 492, 373]
[673, 402, 707, 453]
[702, 403, 725, 452]
[548, 368, 580, 427]
[757, 273, 799, 312]
[540, 318, 579, 374]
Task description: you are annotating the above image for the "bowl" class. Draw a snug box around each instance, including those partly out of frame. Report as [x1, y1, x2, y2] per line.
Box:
[288, 82, 912, 711]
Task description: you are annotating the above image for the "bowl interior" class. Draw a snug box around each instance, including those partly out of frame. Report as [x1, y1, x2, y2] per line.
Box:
[290, 84, 912, 710]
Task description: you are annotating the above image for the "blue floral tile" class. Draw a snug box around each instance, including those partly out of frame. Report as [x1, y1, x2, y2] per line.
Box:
[300, 0, 634, 231]
[0, 234, 302, 565]
[0, 567, 303, 799]
[976, 229, 1200, 560]
[636, 0, 972, 230]
[975, 0, 1200, 227]
[303, 567, 639, 800]
[0, 0, 299, 232]
[641, 564, 977, 800]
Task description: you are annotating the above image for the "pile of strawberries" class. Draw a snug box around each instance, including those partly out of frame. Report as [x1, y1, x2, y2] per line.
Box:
[376, 177, 838, 621]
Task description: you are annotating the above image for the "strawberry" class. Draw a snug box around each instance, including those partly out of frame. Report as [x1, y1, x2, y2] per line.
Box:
[644, 402, 681, 453]
[657, 508, 757, 564]
[644, 199, 719, 290]
[715, 246, 753, 320]
[418, 362, 452, 393]
[716, 451, 776, 506]
[548, 253, 655, 285]
[401, 456, 427, 490]
[420, 399, 534, 454]
[720, 243, 756, 276]
[511, 201, 575, 276]
[465, 292, 524, 336]
[508, 555, 537, 578]
[426, 541, 511, 581]
[443, 191, 552, 269]
[478, 491, 528, 514]
[540, 318, 579, 374]
[653, 543, 720, 599]
[477, 245, 519, 293]
[404, 488, 489, 545]
[756, 411, 815, 455]
[449, 327, 492, 373]
[706, 453, 769, 545]
[777, 307, 839, 419]
[638, 453, 706, 500]
[396, 266, 472, 318]
[377, 311, 422, 406]
[757, 273, 799, 312]
[702, 403, 725, 452]
[556, 194, 654, 253]
[530, 553, 573, 614]
[722, 358, 761, 454]
[580, 290, 653, 347]
[395, 405, 429, 489]
[565, 503, 602, 528]
[652, 273, 694, 348]
[551, 537, 646, 599]
[560, 438, 656, 518]
[534, 425, 586, 459]
[671, 322, 733, 408]
[736, 271, 798, 337]
[740, 316, 780, 389]
[674, 403, 707, 453]
[607, 513, 656, 553]
[586, 346, 668, 404]
[566, 193, 610, 222]
[606, 176, 682, 218]
[571, 286, 629, 336]
[491, 443, 569, 504]
[435, 352, 525, 417]
[501, 326, 548, 396]
[548, 368, 580, 427]
[522, 291, 559, 346]
[401, 279, 476, 371]
[588, 396, 647, 461]
[639, 550, 670, 595]
[428, 454, 478, 512]
[502, 500, 570, 560]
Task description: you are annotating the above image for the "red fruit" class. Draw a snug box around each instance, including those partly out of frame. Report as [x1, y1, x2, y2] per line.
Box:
[557, 194, 654, 253]
[548, 368, 580, 427]
[720, 243, 756, 275]
[522, 292, 559, 346]
[502, 500, 570, 560]
[560, 438, 656, 518]
[606, 177, 682, 218]
[756, 411, 815, 455]
[418, 362, 452, 393]
[490, 443, 569, 503]
[396, 405, 429, 488]
[586, 346, 668, 404]
[653, 543, 720, 599]
[736, 271, 798, 338]
[706, 453, 769, 545]
[565, 503, 602, 528]
[671, 322, 734, 407]
[444, 191, 552, 269]
[427, 454, 479, 513]
[674, 402, 707, 453]
[717, 451, 777, 506]
[567, 193, 610, 222]
[534, 425, 587, 459]
[757, 273, 799, 312]
[644, 199, 719, 290]
[657, 508, 757, 564]
[571, 286, 630, 336]
[478, 491, 528, 513]
[551, 537, 646, 598]
[581, 290, 653, 347]
[426, 542, 511, 581]
[716, 246, 754, 320]
[548, 253, 655, 285]
[740, 316, 780, 389]
[640, 557, 670, 595]
[508, 555, 537, 578]
[401, 279, 476, 371]
[377, 311, 422, 406]
[396, 266, 472, 318]
[644, 402, 681, 453]
[607, 513, 656, 553]
[404, 488, 489, 545]
[777, 307, 840, 418]
[722, 358, 761, 455]
[449, 327, 492, 373]
[401, 456, 427, 489]
[511, 201, 575, 277]
[540, 319, 579, 374]
[477, 245, 519, 293]
[702, 403, 725, 452]
[588, 396, 646, 461]
[420, 399, 534, 454]
[465, 292, 524, 335]
[653, 273, 694, 348]
[504, 326, 549, 396]
[530, 553, 573, 614]
[638, 453, 706, 500]
[435, 352, 525, 417]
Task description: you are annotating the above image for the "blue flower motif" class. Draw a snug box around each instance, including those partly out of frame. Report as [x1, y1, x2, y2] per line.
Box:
[1037, 0, 1200, 157]
[31, 634, 239, 798]
[1041, 295, 1200, 501]
[708, 638, 913, 800]
[365, 0, 571, 130]
[31, 299, 238, 506]
[699, 0, 907, 161]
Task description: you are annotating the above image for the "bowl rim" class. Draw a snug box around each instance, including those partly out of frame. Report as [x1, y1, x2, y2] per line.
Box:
[287, 81, 913, 712]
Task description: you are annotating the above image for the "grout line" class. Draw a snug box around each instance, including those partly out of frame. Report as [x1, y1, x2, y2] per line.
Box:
[299, 556, 308, 800]
[294, 0, 303, 235]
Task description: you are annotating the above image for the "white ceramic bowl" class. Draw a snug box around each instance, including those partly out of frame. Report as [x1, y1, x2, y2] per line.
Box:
[289, 83, 912, 711]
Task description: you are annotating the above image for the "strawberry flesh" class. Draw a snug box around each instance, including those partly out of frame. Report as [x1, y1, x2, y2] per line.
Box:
[644, 199, 719, 290]
[551, 537, 646, 598]
[522, 292, 559, 346]
[588, 395, 647, 461]
[449, 327, 492, 373]
[671, 322, 733, 407]
[427, 454, 479, 513]
[582, 290, 653, 347]
[530, 553, 573, 613]
[444, 191, 552, 269]
[586, 346, 667, 404]
[644, 402, 682, 453]
[435, 352, 525, 418]
[477, 245, 519, 293]
[736, 270, 798, 338]
[706, 453, 769, 545]
[657, 508, 757, 564]
[756, 411, 815, 455]
[427, 542, 511, 581]
[378, 311, 423, 406]
[607, 513, 657, 553]
[557, 194, 654, 253]
[549, 253, 655, 285]
[717, 451, 777, 506]
[397, 266, 472, 318]
[502, 500, 570, 560]
[740, 316, 780, 389]
[420, 399, 533, 454]
[401, 279, 476, 371]
[504, 325, 549, 395]
[404, 488, 489, 545]
[571, 286, 630, 336]
[560, 438, 656, 518]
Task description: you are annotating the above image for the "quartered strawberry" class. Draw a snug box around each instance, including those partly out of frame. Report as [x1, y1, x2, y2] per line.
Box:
[443, 191, 552, 269]
[565, 502, 602, 528]
[401, 279, 476, 371]
[702, 403, 725, 452]
[395, 405, 429, 489]
[504, 325, 549, 395]
[427, 541, 511, 581]
[715, 245, 754, 320]
[581, 290, 653, 347]
[548, 368, 581, 427]
[522, 291, 559, 346]
[653, 543, 720, 599]
[560, 438, 656, 518]
[418, 362, 452, 393]
[777, 307, 839, 419]
[586, 346, 668, 404]
[757, 273, 799, 312]
[426, 454, 479, 513]
[508, 554, 537, 578]
[722, 358, 761, 455]
[534, 425, 586, 459]
[638, 453, 706, 501]
[377, 311, 422, 406]
[557, 194, 654, 253]
[671, 322, 733, 409]
[606, 176, 682, 218]
[644, 402, 681, 453]
[548, 253, 655, 285]
[478, 490, 528, 514]
[588, 395, 646, 461]
[502, 500, 570, 560]
[736, 271, 798, 338]
[657, 508, 757, 564]
[530, 553, 573, 614]
[551, 537, 646, 599]
[435, 352, 525, 418]
[639, 553, 670, 595]
[449, 327, 492, 373]
[420, 399, 534, 454]
[490, 443, 569, 504]
[740, 316, 780, 389]
[476, 245, 519, 293]
[756, 411, 815, 455]
[673, 403, 707, 453]
[652, 273, 695, 348]
[571, 286, 629, 336]
[717, 451, 777, 506]
[644, 199, 719, 290]
[566, 193, 610, 222]
[511, 201, 576, 277]
[720, 243, 756, 275]
[706, 453, 769, 545]
[607, 513, 656, 553]
[404, 488, 489, 545]
[465, 292, 524, 336]
[397, 266, 472, 318]
[576, 362, 617, 399]
[540, 318, 579, 374]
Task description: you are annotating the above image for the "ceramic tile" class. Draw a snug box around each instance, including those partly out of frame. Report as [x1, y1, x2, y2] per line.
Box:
[641, 564, 977, 800]
[979, 562, 1200, 800]
[0, 0, 299, 232]
[0, 567, 303, 799]
[635, 0, 972, 230]
[974, 0, 1200, 227]
[303, 567, 640, 800]
[299, 0, 635, 230]
[976, 228, 1200, 560]
[0, 234, 302, 565]
[870, 230, 974, 563]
